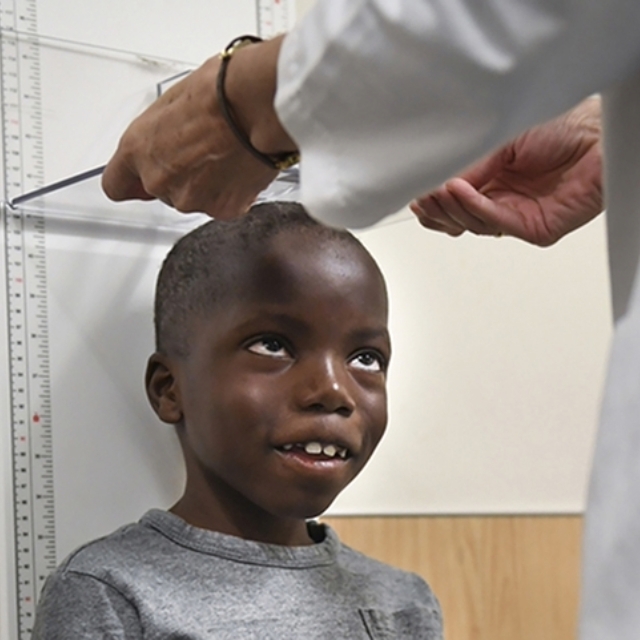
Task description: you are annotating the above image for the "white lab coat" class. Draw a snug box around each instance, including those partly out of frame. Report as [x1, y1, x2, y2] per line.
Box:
[275, 2, 640, 638]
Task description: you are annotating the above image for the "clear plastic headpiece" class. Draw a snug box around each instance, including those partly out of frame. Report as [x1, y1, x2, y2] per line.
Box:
[254, 165, 300, 204]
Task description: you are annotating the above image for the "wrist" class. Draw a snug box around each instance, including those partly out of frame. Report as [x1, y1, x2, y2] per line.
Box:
[223, 35, 297, 157]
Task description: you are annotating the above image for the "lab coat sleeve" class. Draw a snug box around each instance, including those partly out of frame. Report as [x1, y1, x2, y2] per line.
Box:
[275, 0, 640, 228]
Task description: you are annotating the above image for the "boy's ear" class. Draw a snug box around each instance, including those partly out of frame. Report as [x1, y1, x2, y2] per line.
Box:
[145, 352, 183, 424]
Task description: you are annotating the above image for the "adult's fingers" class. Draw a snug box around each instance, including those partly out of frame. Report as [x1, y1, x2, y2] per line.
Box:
[433, 180, 502, 236]
[416, 216, 466, 236]
[444, 178, 525, 237]
[102, 152, 154, 202]
[409, 194, 466, 236]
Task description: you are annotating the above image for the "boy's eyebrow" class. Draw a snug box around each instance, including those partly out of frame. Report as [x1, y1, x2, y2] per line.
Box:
[233, 312, 309, 334]
[347, 327, 391, 345]
[234, 312, 390, 344]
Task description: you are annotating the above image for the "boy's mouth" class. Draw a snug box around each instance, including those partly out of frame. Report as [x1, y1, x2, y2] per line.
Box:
[278, 441, 349, 460]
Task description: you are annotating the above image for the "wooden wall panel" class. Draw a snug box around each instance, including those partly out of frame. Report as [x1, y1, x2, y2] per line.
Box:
[322, 515, 583, 640]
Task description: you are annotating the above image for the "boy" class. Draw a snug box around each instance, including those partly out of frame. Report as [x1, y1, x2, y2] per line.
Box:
[33, 202, 443, 639]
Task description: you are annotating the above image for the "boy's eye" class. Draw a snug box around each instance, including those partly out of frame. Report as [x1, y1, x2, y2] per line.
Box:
[349, 351, 385, 373]
[247, 337, 290, 358]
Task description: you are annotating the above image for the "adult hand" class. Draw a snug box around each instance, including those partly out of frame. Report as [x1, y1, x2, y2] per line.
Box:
[102, 37, 296, 220]
[410, 96, 603, 246]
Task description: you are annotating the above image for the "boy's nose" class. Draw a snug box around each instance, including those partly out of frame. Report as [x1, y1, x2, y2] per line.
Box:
[296, 355, 356, 417]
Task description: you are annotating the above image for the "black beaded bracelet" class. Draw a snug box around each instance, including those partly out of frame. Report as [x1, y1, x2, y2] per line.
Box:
[217, 35, 300, 171]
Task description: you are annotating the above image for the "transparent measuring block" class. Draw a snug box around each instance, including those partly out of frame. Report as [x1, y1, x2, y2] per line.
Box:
[11, 163, 302, 233]
[4, 30, 302, 229]
[1, 31, 192, 200]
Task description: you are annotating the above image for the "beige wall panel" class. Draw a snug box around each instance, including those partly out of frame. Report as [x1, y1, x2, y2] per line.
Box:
[323, 515, 583, 640]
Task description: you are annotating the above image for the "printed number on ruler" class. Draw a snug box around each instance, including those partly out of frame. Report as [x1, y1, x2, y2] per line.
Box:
[1, 0, 54, 638]
[257, 0, 296, 38]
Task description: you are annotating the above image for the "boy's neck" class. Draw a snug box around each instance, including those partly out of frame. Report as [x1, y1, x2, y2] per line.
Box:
[169, 488, 315, 547]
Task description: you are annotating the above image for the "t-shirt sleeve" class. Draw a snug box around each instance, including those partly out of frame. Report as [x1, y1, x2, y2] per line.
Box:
[357, 571, 444, 639]
[408, 571, 444, 627]
[32, 569, 142, 640]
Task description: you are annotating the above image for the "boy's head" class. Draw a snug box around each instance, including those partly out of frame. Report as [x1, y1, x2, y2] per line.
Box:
[146, 202, 390, 542]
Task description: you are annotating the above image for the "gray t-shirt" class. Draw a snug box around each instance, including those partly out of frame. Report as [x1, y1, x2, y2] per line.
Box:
[33, 510, 443, 639]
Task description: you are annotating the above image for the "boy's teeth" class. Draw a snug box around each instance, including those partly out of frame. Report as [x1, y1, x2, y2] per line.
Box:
[280, 442, 349, 457]
[304, 442, 323, 455]
[296, 442, 347, 459]
[323, 444, 337, 457]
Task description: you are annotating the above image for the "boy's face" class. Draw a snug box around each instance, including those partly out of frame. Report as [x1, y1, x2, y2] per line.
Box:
[149, 231, 389, 537]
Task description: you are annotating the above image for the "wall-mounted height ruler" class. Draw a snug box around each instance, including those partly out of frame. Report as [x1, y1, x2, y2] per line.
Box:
[257, 0, 296, 38]
[0, 1, 53, 638]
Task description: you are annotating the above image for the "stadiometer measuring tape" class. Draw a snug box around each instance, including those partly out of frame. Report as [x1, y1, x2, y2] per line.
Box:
[1, 0, 52, 638]
[0, 1, 294, 638]
[257, 0, 296, 36]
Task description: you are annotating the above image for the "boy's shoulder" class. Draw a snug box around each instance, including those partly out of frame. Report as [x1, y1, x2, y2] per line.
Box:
[336, 536, 436, 599]
[330, 534, 443, 635]
[55, 510, 167, 582]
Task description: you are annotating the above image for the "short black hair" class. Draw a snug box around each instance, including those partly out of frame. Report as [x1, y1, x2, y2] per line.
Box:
[154, 201, 374, 356]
